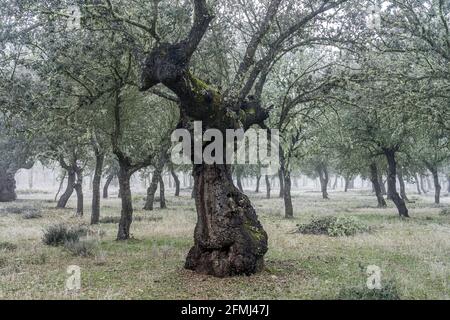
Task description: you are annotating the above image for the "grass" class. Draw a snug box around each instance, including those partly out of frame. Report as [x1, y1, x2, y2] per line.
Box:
[0, 189, 449, 300]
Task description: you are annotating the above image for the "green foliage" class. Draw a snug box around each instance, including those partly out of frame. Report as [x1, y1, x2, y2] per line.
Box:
[440, 208, 450, 216]
[297, 216, 369, 237]
[42, 224, 85, 247]
[337, 281, 401, 300]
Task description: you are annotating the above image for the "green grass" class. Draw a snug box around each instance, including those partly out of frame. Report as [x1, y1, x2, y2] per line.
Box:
[0, 190, 449, 300]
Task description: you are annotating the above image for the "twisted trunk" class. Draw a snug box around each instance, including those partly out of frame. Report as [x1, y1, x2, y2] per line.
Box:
[185, 164, 267, 277]
[91, 152, 104, 224]
[384, 150, 409, 217]
[369, 163, 387, 208]
[278, 169, 284, 198]
[57, 169, 75, 208]
[427, 165, 441, 204]
[144, 172, 159, 211]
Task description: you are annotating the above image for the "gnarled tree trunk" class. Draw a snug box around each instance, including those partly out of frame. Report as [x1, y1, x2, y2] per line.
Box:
[397, 167, 408, 202]
[185, 164, 268, 277]
[427, 165, 441, 204]
[283, 170, 293, 218]
[316, 163, 329, 199]
[278, 169, 284, 198]
[144, 172, 159, 211]
[369, 162, 387, 208]
[384, 149, 409, 217]
[255, 174, 261, 193]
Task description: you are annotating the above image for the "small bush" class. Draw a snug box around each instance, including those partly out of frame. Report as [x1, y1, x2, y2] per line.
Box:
[298, 216, 369, 237]
[439, 208, 450, 216]
[64, 240, 98, 257]
[1, 205, 41, 215]
[42, 224, 84, 246]
[23, 211, 42, 219]
[0, 242, 17, 251]
[337, 281, 400, 300]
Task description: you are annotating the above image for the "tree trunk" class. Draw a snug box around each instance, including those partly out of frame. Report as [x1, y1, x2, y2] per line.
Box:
[255, 175, 261, 193]
[159, 175, 167, 209]
[74, 169, 84, 216]
[103, 174, 114, 199]
[414, 174, 422, 195]
[344, 176, 351, 192]
[117, 166, 133, 240]
[236, 172, 244, 192]
[316, 164, 329, 199]
[447, 174, 450, 193]
[369, 163, 387, 208]
[397, 167, 409, 202]
[0, 169, 17, 202]
[185, 164, 268, 277]
[283, 170, 293, 218]
[144, 172, 159, 211]
[278, 169, 284, 198]
[332, 175, 338, 190]
[419, 174, 427, 194]
[91, 152, 104, 225]
[170, 168, 180, 197]
[384, 150, 409, 217]
[428, 166, 441, 204]
[57, 169, 75, 208]
[28, 168, 33, 190]
[378, 173, 386, 195]
[55, 171, 66, 202]
[265, 175, 271, 199]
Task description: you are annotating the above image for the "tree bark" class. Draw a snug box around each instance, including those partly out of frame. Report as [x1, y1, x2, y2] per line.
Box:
[278, 169, 284, 198]
[159, 175, 167, 209]
[369, 163, 387, 208]
[117, 166, 133, 240]
[103, 174, 114, 199]
[419, 174, 427, 194]
[74, 168, 84, 216]
[144, 172, 159, 211]
[447, 174, 450, 193]
[283, 170, 293, 218]
[427, 165, 441, 204]
[57, 169, 75, 208]
[265, 175, 271, 199]
[316, 164, 329, 199]
[378, 173, 386, 195]
[344, 175, 351, 192]
[397, 167, 409, 202]
[384, 150, 409, 217]
[170, 168, 180, 197]
[185, 164, 268, 277]
[91, 152, 104, 225]
[414, 174, 422, 195]
[255, 175, 261, 193]
[55, 171, 66, 202]
[0, 169, 17, 202]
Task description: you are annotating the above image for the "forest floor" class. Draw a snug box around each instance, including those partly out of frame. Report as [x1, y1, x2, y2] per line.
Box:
[0, 188, 449, 300]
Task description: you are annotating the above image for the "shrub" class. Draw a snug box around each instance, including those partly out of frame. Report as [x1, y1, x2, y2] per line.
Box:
[23, 211, 42, 219]
[298, 216, 369, 237]
[337, 281, 400, 300]
[0, 242, 17, 251]
[439, 208, 450, 216]
[1, 205, 42, 215]
[64, 240, 98, 257]
[42, 224, 84, 246]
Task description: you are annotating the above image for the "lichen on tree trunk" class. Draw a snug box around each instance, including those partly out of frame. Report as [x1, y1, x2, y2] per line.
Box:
[185, 164, 267, 277]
